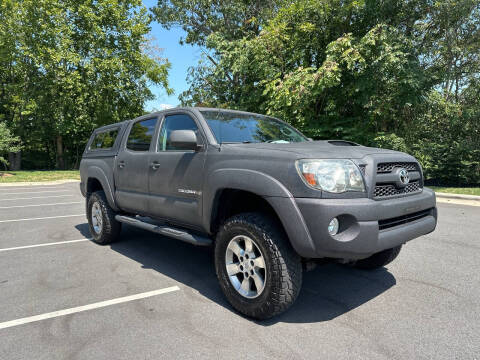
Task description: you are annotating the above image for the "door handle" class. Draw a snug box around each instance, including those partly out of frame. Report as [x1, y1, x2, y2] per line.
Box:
[150, 162, 160, 170]
[118, 161, 125, 169]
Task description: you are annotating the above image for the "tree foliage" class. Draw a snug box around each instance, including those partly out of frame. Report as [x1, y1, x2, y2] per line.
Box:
[0, 0, 171, 169]
[151, 0, 282, 46]
[0, 122, 21, 167]
[156, 0, 480, 184]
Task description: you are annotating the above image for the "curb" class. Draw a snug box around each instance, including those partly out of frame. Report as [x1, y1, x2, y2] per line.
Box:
[435, 192, 480, 201]
[0, 179, 80, 187]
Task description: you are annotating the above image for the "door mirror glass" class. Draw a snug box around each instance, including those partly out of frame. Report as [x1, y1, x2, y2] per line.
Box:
[168, 130, 198, 151]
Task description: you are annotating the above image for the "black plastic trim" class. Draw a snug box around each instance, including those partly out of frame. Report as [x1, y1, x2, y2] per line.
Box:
[379, 208, 434, 230]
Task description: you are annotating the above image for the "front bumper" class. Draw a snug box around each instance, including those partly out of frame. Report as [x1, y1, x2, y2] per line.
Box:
[292, 188, 437, 259]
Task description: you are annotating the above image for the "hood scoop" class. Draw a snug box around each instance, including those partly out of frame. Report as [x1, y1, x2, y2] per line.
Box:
[327, 140, 359, 146]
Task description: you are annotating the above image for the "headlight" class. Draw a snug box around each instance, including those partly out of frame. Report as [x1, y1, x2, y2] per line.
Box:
[296, 159, 365, 193]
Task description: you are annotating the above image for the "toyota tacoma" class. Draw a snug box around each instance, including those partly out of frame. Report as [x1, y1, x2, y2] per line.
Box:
[80, 108, 437, 319]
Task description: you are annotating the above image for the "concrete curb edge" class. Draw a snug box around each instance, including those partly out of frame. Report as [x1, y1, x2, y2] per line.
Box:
[0, 179, 80, 187]
[435, 192, 480, 201]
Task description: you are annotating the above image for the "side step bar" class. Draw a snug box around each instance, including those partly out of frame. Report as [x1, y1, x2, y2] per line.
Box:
[115, 215, 212, 246]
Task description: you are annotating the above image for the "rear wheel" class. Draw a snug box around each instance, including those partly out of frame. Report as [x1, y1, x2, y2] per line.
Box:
[215, 212, 302, 319]
[353, 246, 402, 270]
[87, 191, 121, 245]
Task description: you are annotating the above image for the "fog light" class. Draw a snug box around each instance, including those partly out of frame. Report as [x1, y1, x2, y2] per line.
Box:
[328, 218, 339, 236]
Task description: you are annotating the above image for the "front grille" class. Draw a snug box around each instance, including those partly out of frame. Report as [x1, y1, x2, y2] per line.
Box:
[377, 162, 417, 173]
[379, 208, 433, 230]
[373, 161, 423, 199]
[374, 181, 421, 198]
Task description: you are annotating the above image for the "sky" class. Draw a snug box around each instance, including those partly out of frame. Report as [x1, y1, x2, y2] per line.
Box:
[142, 0, 201, 111]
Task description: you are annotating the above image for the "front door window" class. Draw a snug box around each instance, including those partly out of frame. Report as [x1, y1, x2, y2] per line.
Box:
[158, 114, 199, 151]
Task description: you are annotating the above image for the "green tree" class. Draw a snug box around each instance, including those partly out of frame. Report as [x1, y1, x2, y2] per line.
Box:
[151, 0, 281, 46]
[152, 0, 282, 109]
[0, 0, 171, 169]
[413, 92, 479, 184]
[419, 0, 480, 101]
[0, 123, 21, 168]
[175, 1, 427, 140]
[160, 0, 479, 184]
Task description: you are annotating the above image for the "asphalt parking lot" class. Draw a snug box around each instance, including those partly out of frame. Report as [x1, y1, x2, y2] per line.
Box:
[0, 182, 479, 359]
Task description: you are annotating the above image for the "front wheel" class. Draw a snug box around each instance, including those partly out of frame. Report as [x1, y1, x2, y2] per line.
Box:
[87, 191, 121, 245]
[215, 213, 302, 320]
[352, 245, 402, 270]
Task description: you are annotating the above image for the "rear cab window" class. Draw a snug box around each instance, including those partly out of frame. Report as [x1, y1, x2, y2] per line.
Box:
[89, 128, 119, 150]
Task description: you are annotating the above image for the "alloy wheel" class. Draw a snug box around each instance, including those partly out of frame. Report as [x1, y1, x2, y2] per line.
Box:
[91, 201, 103, 234]
[225, 235, 267, 298]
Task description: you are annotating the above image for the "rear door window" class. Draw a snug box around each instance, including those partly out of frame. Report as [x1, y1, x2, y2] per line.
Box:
[126, 118, 157, 151]
[90, 129, 119, 150]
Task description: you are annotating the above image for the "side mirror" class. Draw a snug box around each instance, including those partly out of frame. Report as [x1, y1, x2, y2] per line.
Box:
[168, 130, 199, 151]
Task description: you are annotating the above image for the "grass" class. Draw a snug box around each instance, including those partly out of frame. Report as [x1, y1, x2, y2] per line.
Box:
[429, 186, 480, 196]
[0, 170, 80, 183]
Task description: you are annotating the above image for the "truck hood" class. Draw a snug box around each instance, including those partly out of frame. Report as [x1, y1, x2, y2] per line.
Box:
[225, 140, 404, 160]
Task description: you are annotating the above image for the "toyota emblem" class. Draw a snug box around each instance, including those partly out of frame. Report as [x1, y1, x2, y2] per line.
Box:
[398, 168, 410, 185]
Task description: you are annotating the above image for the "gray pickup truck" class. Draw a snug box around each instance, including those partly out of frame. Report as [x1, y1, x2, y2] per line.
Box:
[80, 107, 437, 319]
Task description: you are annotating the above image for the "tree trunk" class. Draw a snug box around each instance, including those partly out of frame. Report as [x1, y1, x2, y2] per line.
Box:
[8, 153, 14, 169]
[16, 151, 21, 170]
[8, 151, 21, 171]
[73, 145, 80, 169]
[56, 135, 65, 169]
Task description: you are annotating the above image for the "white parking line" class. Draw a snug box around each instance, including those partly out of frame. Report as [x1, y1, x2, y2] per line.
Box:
[0, 286, 180, 330]
[0, 201, 82, 209]
[0, 238, 91, 252]
[0, 214, 85, 223]
[0, 190, 70, 196]
[0, 195, 75, 201]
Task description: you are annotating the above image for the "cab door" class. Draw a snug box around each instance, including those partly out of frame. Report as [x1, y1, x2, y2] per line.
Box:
[115, 117, 158, 215]
[148, 112, 207, 228]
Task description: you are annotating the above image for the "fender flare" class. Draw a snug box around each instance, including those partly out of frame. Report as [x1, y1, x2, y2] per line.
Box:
[203, 169, 316, 256]
[86, 166, 119, 211]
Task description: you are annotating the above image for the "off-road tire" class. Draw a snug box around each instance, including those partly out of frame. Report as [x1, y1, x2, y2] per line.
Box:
[215, 212, 302, 320]
[87, 191, 121, 245]
[353, 245, 402, 270]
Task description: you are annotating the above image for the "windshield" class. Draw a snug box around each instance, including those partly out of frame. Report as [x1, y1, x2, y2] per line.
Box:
[200, 110, 308, 144]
